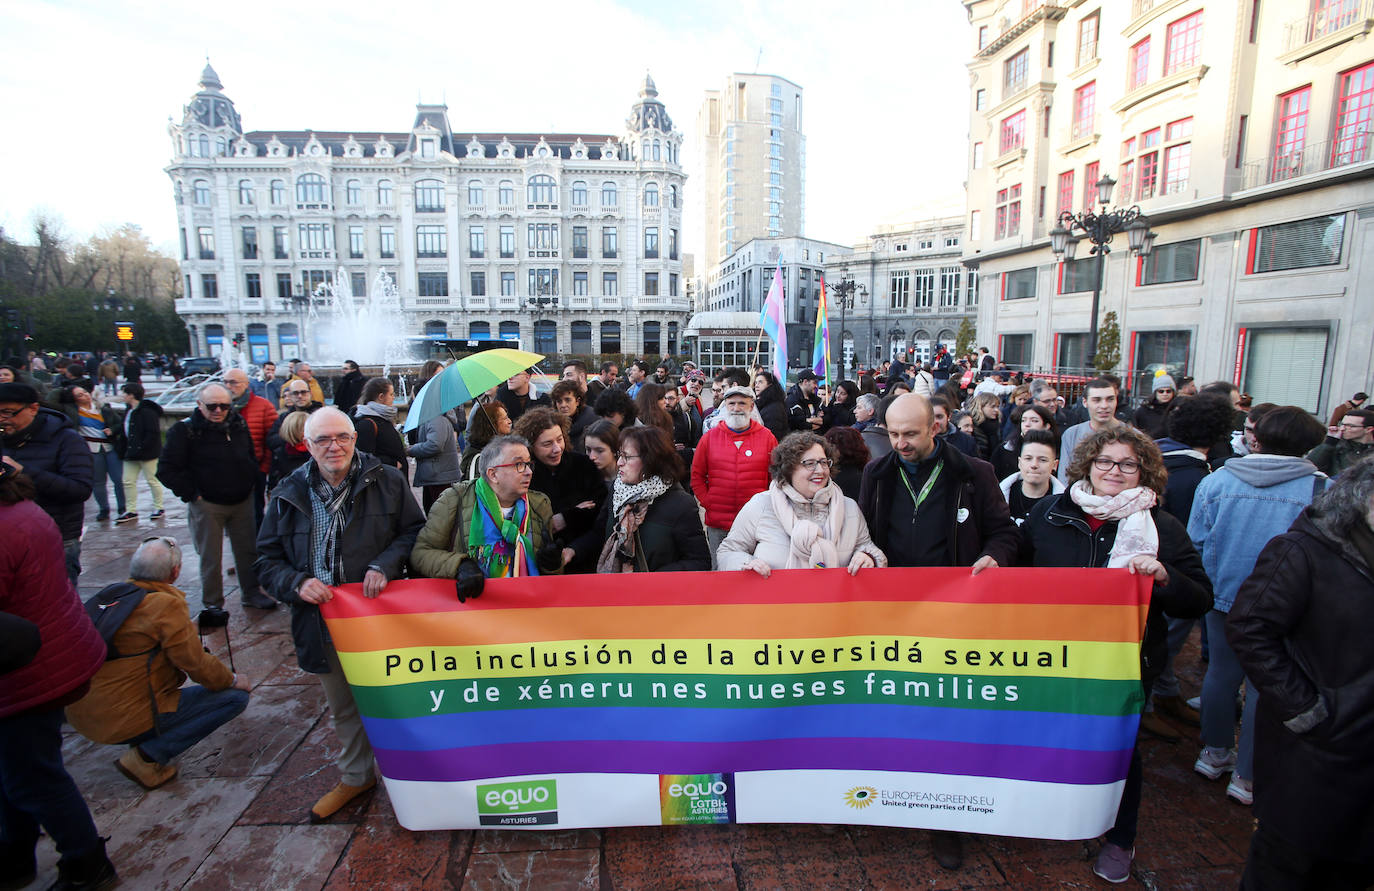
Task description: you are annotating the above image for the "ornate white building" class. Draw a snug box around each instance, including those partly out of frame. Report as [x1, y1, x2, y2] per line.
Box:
[167, 64, 689, 364]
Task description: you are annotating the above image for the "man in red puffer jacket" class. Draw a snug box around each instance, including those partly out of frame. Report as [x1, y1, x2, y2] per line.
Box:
[690, 385, 777, 567]
[0, 464, 116, 889]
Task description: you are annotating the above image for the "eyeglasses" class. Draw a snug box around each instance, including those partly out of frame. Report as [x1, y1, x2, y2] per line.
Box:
[489, 460, 534, 473]
[615, 452, 641, 462]
[308, 433, 356, 447]
[799, 458, 834, 471]
[286, 389, 310, 395]
[1338, 421, 1367, 429]
[200, 402, 232, 412]
[1092, 456, 1141, 474]
[0, 406, 32, 420]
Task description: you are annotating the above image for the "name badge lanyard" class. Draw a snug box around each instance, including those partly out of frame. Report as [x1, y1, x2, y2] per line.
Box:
[899, 460, 943, 525]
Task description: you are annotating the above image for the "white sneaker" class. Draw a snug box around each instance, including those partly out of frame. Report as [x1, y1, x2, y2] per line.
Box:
[1194, 746, 1237, 780]
[1226, 775, 1253, 806]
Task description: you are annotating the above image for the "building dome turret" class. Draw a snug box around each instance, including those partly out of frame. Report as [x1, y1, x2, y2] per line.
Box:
[626, 72, 672, 134]
[182, 59, 241, 134]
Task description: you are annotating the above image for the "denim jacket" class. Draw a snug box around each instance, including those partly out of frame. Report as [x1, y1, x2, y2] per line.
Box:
[1186, 454, 1328, 612]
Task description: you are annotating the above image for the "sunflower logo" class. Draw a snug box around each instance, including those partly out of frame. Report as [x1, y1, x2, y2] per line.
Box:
[843, 786, 878, 809]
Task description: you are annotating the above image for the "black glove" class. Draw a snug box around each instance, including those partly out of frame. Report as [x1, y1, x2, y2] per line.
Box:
[455, 560, 485, 603]
[536, 540, 563, 574]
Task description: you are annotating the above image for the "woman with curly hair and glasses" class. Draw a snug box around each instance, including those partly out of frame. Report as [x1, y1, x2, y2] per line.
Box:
[718, 432, 885, 576]
[568, 425, 709, 573]
[1020, 424, 1212, 883]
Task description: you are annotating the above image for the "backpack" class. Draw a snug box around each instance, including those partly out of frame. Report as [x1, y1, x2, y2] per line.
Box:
[83, 582, 163, 732]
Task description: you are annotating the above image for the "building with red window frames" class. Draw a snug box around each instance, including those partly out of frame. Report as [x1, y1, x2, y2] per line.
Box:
[961, 0, 1374, 418]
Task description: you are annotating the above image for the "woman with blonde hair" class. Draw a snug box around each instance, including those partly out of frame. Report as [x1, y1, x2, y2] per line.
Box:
[967, 392, 1003, 460]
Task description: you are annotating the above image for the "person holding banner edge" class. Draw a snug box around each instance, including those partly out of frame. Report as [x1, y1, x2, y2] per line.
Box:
[411, 434, 565, 600]
[255, 407, 425, 822]
[1020, 425, 1212, 883]
[857, 393, 1020, 871]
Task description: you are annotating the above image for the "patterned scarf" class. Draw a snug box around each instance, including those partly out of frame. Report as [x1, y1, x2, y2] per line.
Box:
[1068, 481, 1158, 568]
[308, 457, 359, 585]
[467, 477, 537, 578]
[599, 476, 672, 573]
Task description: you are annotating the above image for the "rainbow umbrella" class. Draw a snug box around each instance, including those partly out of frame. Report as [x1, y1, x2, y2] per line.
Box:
[402, 348, 544, 432]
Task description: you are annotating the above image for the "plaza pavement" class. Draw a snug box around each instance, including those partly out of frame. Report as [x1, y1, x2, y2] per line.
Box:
[35, 487, 1257, 890]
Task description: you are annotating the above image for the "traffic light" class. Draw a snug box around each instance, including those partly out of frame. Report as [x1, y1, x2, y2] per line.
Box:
[233, 332, 245, 347]
[115, 320, 136, 342]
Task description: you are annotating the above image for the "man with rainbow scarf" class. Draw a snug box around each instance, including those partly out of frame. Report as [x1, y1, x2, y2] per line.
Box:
[412, 434, 563, 598]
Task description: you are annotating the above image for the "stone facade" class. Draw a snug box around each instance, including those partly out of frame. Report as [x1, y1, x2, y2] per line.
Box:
[167, 65, 689, 364]
[963, 0, 1374, 413]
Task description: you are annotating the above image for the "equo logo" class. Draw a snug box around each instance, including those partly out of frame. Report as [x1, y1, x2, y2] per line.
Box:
[668, 780, 728, 798]
[475, 779, 558, 814]
[484, 786, 550, 810]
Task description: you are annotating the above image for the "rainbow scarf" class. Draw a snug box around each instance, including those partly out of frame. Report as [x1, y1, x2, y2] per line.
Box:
[467, 478, 538, 578]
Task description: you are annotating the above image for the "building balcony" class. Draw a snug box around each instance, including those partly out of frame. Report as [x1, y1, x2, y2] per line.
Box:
[976, 2, 1068, 58]
[1280, 0, 1374, 63]
[1233, 128, 1374, 191]
[414, 297, 455, 307]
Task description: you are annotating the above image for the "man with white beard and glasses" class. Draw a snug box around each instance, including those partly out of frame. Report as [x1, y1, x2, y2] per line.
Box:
[690, 384, 777, 566]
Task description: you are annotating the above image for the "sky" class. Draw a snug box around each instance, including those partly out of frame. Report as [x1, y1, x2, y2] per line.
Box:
[0, 0, 972, 261]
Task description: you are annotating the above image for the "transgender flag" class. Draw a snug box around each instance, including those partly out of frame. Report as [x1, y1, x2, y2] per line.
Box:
[812, 276, 830, 380]
[759, 266, 787, 382]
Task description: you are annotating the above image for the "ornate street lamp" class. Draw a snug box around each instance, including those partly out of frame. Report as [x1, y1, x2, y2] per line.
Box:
[1049, 174, 1157, 368]
[831, 276, 858, 374]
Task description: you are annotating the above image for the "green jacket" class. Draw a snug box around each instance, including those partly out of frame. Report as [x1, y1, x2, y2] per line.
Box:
[1306, 438, 1374, 478]
[410, 479, 560, 578]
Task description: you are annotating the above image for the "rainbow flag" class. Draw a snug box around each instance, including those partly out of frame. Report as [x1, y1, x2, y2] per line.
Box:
[812, 275, 831, 380]
[758, 266, 787, 382]
[322, 568, 1150, 835]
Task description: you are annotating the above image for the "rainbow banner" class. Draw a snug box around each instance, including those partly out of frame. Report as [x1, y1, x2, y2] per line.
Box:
[321, 568, 1150, 837]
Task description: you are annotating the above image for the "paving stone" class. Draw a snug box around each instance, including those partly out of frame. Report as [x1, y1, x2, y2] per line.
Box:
[462, 849, 600, 891]
[178, 681, 323, 779]
[235, 715, 370, 826]
[182, 824, 354, 891]
[604, 825, 735, 890]
[323, 798, 459, 890]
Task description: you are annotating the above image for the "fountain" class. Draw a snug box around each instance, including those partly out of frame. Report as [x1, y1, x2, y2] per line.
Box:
[310, 269, 417, 374]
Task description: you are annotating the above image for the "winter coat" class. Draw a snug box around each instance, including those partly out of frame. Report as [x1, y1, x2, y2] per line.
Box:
[858, 443, 1021, 569]
[690, 419, 777, 531]
[255, 455, 424, 673]
[265, 408, 315, 488]
[333, 369, 365, 413]
[821, 401, 856, 433]
[410, 479, 559, 580]
[717, 483, 886, 571]
[568, 404, 600, 451]
[238, 393, 278, 473]
[494, 384, 547, 423]
[832, 461, 864, 501]
[0, 500, 104, 717]
[352, 406, 408, 479]
[1156, 438, 1210, 524]
[1227, 509, 1374, 860]
[66, 579, 235, 744]
[121, 399, 164, 461]
[755, 386, 791, 443]
[0, 406, 93, 540]
[1187, 454, 1329, 612]
[408, 411, 462, 487]
[972, 417, 1001, 460]
[123, 357, 142, 381]
[1306, 437, 1374, 479]
[573, 483, 711, 572]
[1022, 494, 1212, 688]
[1132, 399, 1176, 440]
[156, 409, 259, 505]
[785, 385, 820, 431]
[861, 426, 892, 461]
[530, 451, 607, 547]
[990, 438, 1021, 481]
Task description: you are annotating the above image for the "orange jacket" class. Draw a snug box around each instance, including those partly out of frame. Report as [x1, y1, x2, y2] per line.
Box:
[239, 393, 277, 472]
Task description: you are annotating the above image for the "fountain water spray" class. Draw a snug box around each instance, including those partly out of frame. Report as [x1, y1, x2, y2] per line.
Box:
[310, 268, 414, 375]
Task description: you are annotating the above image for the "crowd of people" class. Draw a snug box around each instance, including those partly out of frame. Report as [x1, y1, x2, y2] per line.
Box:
[2, 348, 1372, 889]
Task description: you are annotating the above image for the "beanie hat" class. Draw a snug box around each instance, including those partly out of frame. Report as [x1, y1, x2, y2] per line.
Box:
[0, 382, 39, 404]
[1152, 373, 1176, 394]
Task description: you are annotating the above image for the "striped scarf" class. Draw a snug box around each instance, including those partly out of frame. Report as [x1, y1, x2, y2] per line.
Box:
[467, 478, 538, 578]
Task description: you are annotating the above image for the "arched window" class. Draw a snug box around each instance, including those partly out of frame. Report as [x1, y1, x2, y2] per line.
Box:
[601, 181, 617, 206]
[423, 320, 447, 339]
[571, 181, 588, 205]
[415, 178, 444, 212]
[195, 134, 210, 157]
[600, 321, 621, 354]
[468, 321, 491, 339]
[238, 180, 254, 205]
[295, 173, 327, 204]
[270, 180, 285, 204]
[533, 320, 557, 355]
[467, 180, 484, 205]
[193, 180, 211, 205]
[377, 179, 394, 205]
[278, 323, 300, 349]
[345, 179, 361, 205]
[643, 321, 661, 356]
[570, 320, 592, 354]
[644, 184, 659, 207]
[205, 324, 224, 348]
[216, 137, 228, 155]
[499, 320, 521, 343]
[652, 140, 661, 161]
[527, 175, 556, 207]
[668, 185, 678, 208]
[246, 323, 269, 363]
[498, 180, 515, 205]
